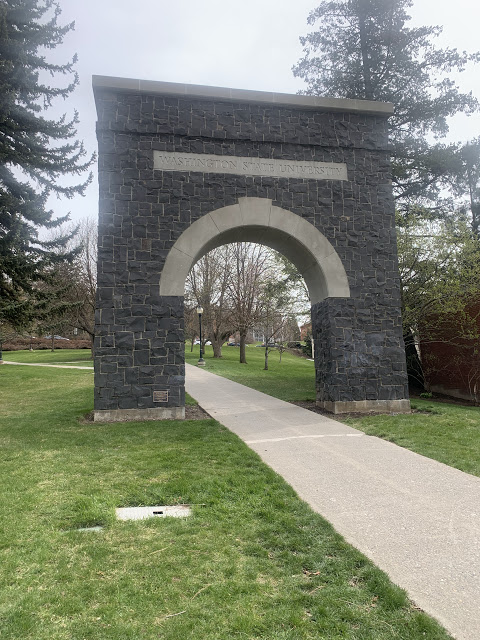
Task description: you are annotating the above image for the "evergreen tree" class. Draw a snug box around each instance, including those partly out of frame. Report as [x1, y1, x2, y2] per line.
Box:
[452, 138, 480, 237]
[0, 0, 93, 327]
[293, 0, 479, 205]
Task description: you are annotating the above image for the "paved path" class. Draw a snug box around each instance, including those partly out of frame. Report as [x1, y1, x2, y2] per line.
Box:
[2, 361, 93, 370]
[186, 363, 480, 640]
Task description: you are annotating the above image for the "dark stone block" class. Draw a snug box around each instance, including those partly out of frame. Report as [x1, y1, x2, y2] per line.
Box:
[118, 396, 138, 410]
[117, 355, 133, 368]
[124, 367, 139, 384]
[115, 332, 134, 349]
[139, 366, 155, 377]
[134, 350, 150, 366]
[124, 317, 146, 332]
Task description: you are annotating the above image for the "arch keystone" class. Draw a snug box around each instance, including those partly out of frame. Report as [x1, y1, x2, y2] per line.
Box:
[238, 197, 272, 226]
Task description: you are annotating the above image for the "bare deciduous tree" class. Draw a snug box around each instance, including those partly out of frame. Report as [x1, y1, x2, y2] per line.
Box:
[228, 243, 272, 364]
[187, 242, 308, 367]
[186, 245, 235, 358]
[69, 217, 97, 347]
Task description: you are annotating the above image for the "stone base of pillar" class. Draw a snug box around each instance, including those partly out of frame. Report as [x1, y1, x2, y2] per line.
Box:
[94, 407, 185, 423]
[318, 399, 411, 415]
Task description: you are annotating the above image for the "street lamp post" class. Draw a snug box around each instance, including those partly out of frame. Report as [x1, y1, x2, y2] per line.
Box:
[196, 305, 206, 366]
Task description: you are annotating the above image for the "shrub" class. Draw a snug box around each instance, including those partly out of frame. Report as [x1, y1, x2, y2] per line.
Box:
[2, 337, 91, 351]
[302, 335, 313, 357]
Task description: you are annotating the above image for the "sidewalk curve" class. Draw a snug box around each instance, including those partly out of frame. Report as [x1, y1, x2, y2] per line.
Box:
[186, 363, 480, 640]
[2, 361, 93, 370]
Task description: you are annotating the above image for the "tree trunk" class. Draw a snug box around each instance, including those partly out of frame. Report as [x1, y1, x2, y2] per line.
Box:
[239, 331, 247, 364]
[357, 0, 374, 100]
[190, 338, 194, 352]
[212, 339, 223, 358]
[404, 328, 424, 390]
[264, 346, 269, 370]
[51, 335, 55, 352]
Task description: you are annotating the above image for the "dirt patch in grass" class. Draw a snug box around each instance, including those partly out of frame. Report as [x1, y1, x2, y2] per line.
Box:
[291, 400, 430, 420]
[185, 404, 210, 420]
[291, 400, 376, 420]
[409, 391, 478, 407]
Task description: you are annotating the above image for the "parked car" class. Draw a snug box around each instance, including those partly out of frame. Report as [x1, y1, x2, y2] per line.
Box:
[45, 335, 70, 340]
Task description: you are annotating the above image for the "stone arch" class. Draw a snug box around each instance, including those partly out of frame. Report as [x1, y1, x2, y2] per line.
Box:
[93, 76, 411, 422]
[160, 197, 350, 304]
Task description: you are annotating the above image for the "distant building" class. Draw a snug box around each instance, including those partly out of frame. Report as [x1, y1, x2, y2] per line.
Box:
[420, 300, 480, 403]
[299, 322, 311, 341]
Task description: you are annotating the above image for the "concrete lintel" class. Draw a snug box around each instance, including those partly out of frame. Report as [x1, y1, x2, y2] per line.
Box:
[94, 407, 185, 423]
[318, 399, 411, 415]
[92, 75, 394, 117]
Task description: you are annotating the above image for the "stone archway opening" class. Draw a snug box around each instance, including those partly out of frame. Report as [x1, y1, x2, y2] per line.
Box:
[166, 197, 350, 399]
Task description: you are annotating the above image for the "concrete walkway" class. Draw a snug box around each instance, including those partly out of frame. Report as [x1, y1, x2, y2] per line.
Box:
[2, 361, 93, 370]
[186, 363, 480, 640]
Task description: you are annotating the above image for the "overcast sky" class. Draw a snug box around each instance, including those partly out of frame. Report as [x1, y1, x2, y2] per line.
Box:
[44, 0, 480, 224]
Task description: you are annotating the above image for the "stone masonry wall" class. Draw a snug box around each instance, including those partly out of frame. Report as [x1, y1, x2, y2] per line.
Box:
[94, 87, 409, 415]
[312, 299, 408, 406]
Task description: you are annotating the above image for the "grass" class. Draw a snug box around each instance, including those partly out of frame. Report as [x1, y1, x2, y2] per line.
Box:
[186, 344, 480, 478]
[344, 400, 480, 477]
[185, 344, 316, 402]
[3, 348, 93, 366]
[0, 354, 453, 639]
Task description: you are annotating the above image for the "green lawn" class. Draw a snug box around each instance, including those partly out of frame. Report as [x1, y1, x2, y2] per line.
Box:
[0, 356, 452, 639]
[186, 344, 480, 478]
[186, 344, 316, 402]
[3, 348, 93, 366]
[344, 401, 480, 477]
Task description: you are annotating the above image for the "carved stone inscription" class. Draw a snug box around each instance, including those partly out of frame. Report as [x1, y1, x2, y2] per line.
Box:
[154, 151, 347, 181]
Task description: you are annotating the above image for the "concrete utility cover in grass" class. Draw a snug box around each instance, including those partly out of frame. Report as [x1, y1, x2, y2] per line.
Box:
[116, 506, 191, 520]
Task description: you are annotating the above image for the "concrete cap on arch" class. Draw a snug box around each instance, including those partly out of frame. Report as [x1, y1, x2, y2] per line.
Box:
[92, 75, 393, 116]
